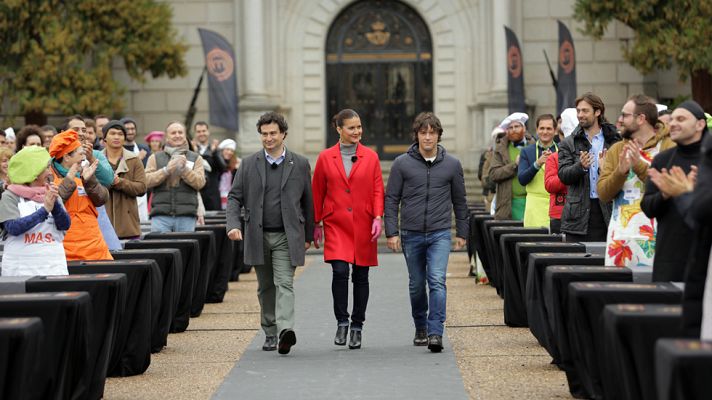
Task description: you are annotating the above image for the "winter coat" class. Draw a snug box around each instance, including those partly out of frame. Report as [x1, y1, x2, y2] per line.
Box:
[384, 143, 468, 238]
[103, 148, 147, 238]
[312, 143, 384, 267]
[557, 123, 621, 235]
[488, 133, 535, 220]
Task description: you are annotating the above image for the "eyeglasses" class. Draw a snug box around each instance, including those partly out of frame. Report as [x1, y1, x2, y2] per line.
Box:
[619, 112, 636, 119]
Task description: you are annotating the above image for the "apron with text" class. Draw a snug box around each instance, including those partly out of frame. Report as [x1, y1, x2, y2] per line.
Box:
[523, 143, 556, 228]
[55, 174, 113, 261]
[605, 143, 661, 267]
[1, 198, 67, 276]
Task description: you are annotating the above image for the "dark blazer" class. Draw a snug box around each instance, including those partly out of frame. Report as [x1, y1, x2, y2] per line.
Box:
[226, 148, 314, 267]
[557, 123, 621, 235]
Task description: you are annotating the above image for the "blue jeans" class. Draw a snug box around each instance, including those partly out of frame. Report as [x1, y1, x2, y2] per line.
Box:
[401, 229, 451, 336]
[151, 215, 196, 233]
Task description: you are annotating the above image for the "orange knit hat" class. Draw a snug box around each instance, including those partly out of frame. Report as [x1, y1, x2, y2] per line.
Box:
[49, 130, 82, 159]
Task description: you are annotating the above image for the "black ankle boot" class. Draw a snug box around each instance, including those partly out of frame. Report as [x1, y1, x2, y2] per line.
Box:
[348, 329, 362, 349]
[334, 326, 348, 346]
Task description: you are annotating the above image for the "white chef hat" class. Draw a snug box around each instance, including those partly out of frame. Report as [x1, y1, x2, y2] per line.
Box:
[499, 112, 529, 130]
[656, 104, 668, 113]
[218, 139, 237, 151]
[4, 127, 15, 141]
[560, 108, 578, 138]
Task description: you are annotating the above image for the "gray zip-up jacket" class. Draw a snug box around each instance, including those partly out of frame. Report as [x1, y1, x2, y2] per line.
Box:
[385, 143, 469, 238]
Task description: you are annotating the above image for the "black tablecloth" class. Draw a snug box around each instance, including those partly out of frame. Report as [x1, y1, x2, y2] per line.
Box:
[68, 261, 154, 377]
[125, 239, 200, 332]
[142, 233, 215, 318]
[111, 249, 183, 351]
[26, 274, 126, 400]
[0, 292, 91, 400]
[490, 227, 549, 296]
[525, 251, 598, 352]
[482, 220, 522, 293]
[471, 215, 494, 279]
[500, 234, 563, 327]
[516, 242, 587, 303]
[196, 224, 232, 302]
[567, 282, 682, 399]
[602, 304, 690, 400]
[543, 265, 633, 387]
[656, 339, 712, 400]
[467, 211, 491, 275]
[0, 317, 42, 400]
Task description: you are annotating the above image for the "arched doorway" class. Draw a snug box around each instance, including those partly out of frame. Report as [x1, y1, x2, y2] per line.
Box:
[325, 0, 433, 160]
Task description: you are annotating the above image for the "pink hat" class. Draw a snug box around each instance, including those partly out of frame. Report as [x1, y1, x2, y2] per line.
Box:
[145, 131, 164, 143]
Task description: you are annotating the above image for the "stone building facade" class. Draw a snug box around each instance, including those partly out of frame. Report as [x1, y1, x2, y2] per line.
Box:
[115, 0, 689, 169]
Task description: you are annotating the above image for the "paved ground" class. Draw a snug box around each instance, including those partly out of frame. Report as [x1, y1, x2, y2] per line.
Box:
[103, 251, 571, 399]
[213, 253, 469, 400]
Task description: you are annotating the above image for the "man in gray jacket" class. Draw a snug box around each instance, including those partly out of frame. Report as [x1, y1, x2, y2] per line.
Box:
[226, 112, 314, 355]
[385, 112, 469, 353]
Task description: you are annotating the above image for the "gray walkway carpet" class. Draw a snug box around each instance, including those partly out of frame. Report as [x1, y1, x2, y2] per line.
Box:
[213, 253, 469, 400]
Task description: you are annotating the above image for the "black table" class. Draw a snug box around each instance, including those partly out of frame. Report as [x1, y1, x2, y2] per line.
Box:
[471, 215, 494, 279]
[490, 227, 549, 296]
[467, 210, 491, 275]
[567, 282, 682, 399]
[0, 317, 42, 400]
[500, 234, 563, 327]
[543, 265, 633, 389]
[124, 239, 200, 331]
[524, 250, 597, 353]
[602, 304, 690, 400]
[111, 249, 183, 352]
[196, 224, 233, 302]
[0, 292, 91, 400]
[143, 233, 216, 317]
[482, 220, 522, 293]
[68, 261, 154, 377]
[656, 339, 712, 400]
[26, 274, 127, 400]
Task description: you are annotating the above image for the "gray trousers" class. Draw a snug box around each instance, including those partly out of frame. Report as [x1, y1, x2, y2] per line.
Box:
[254, 232, 296, 336]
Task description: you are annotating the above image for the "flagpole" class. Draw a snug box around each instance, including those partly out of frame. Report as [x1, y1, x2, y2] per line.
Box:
[185, 65, 207, 146]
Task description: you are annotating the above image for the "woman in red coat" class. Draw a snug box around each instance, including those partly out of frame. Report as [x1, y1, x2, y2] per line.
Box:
[312, 109, 384, 349]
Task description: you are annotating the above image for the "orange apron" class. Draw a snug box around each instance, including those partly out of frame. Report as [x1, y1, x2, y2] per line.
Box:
[54, 174, 113, 261]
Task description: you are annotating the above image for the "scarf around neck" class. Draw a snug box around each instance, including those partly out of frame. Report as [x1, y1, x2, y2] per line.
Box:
[7, 184, 47, 203]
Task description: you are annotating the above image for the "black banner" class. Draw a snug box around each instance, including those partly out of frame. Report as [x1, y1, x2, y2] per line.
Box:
[198, 28, 239, 131]
[557, 21, 577, 115]
[505, 26, 526, 114]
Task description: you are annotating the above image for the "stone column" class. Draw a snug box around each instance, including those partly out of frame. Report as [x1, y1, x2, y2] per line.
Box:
[237, 0, 275, 154]
[491, 0, 511, 94]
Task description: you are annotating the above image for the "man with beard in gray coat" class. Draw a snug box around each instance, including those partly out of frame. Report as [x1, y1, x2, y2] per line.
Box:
[226, 112, 314, 355]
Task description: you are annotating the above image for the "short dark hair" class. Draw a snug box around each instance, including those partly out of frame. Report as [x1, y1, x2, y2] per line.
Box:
[94, 114, 109, 121]
[535, 114, 557, 129]
[194, 121, 209, 130]
[15, 125, 44, 153]
[331, 109, 359, 130]
[40, 125, 57, 135]
[85, 119, 95, 129]
[411, 112, 443, 143]
[62, 114, 85, 131]
[256, 112, 288, 134]
[627, 94, 658, 127]
[658, 108, 672, 117]
[575, 92, 606, 125]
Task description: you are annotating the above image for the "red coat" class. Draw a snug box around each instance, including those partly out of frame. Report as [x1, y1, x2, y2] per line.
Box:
[312, 143, 384, 266]
[544, 152, 567, 219]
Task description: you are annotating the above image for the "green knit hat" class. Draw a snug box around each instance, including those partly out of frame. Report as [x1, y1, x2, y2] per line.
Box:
[8, 146, 51, 184]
